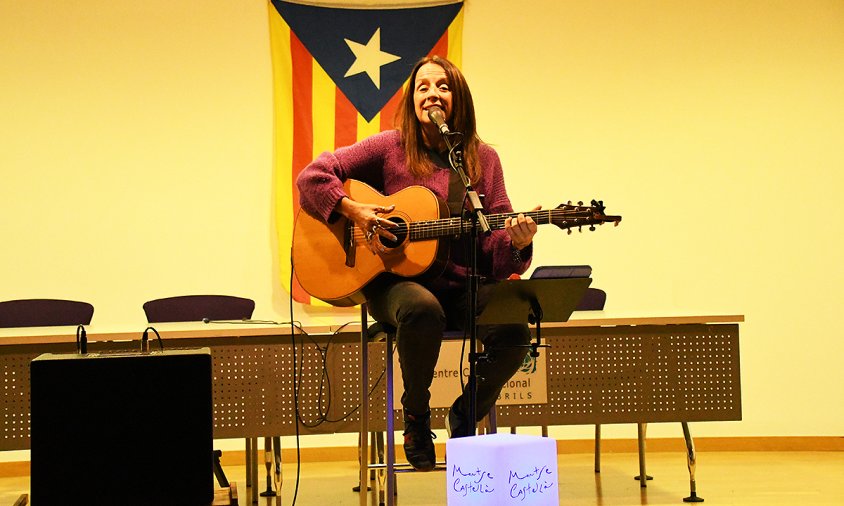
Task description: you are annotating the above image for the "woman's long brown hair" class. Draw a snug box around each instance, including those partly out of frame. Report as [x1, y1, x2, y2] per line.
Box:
[394, 55, 482, 184]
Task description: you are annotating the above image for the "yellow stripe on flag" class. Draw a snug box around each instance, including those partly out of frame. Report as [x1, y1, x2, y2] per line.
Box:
[448, 7, 463, 67]
[269, 5, 295, 275]
[357, 111, 381, 142]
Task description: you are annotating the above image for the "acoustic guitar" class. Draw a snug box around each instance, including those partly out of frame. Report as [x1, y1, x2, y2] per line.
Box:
[292, 179, 621, 307]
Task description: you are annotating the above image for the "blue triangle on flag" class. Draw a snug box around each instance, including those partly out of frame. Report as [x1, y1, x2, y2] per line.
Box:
[272, 1, 462, 122]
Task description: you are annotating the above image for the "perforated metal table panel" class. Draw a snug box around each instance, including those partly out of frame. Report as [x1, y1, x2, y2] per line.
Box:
[495, 323, 741, 426]
[1, 319, 741, 450]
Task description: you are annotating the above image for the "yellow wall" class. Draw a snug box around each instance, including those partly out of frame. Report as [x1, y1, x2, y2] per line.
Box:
[1, 0, 842, 440]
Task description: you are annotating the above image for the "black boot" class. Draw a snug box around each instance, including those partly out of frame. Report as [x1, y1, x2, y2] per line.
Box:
[445, 398, 472, 438]
[403, 411, 436, 471]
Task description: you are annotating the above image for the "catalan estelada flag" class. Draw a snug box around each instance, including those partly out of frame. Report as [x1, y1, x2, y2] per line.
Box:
[269, 0, 464, 304]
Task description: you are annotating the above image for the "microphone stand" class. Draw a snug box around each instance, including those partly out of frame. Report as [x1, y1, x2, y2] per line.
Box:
[440, 128, 490, 436]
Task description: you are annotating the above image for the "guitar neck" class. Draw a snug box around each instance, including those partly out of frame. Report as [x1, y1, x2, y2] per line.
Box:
[410, 210, 552, 240]
[485, 210, 553, 230]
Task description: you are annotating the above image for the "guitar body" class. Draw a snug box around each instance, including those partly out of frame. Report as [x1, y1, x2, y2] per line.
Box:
[292, 179, 450, 306]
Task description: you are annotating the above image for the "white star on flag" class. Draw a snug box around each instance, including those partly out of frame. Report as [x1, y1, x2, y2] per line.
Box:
[344, 28, 401, 89]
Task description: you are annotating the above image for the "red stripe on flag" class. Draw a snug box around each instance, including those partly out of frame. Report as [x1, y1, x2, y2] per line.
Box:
[380, 90, 402, 131]
[428, 30, 448, 59]
[290, 33, 314, 303]
[335, 88, 358, 148]
[290, 33, 313, 209]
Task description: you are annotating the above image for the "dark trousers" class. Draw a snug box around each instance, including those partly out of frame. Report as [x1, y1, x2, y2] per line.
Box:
[364, 278, 530, 420]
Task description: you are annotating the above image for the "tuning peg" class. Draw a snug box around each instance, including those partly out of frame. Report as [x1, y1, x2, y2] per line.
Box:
[577, 201, 584, 207]
[589, 225, 596, 231]
[578, 226, 582, 232]
[567, 229, 572, 235]
[566, 200, 572, 206]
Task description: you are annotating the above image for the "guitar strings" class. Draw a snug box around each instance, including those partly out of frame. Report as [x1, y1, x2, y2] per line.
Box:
[349, 207, 601, 240]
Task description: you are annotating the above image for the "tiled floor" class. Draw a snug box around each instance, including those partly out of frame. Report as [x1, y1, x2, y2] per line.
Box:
[2, 450, 842, 505]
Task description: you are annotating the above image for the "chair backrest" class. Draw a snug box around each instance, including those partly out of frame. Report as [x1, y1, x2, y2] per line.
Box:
[142, 295, 255, 323]
[0, 299, 94, 328]
[575, 288, 606, 311]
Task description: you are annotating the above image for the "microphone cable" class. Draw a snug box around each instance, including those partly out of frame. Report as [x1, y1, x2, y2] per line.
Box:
[141, 326, 164, 352]
[286, 249, 392, 506]
[199, 286, 308, 505]
[292, 322, 388, 426]
[202, 317, 305, 331]
[288, 248, 302, 506]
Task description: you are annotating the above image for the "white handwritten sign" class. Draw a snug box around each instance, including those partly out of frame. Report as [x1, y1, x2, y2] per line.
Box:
[508, 464, 556, 502]
[451, 465, 496, 499]
[446, 433, 559, 505]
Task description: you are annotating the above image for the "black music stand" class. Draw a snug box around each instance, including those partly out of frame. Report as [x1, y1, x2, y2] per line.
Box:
[468, 276, 593, 430]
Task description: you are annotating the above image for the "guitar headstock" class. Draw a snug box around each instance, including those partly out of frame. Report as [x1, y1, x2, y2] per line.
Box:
[551, 199, 622, 234]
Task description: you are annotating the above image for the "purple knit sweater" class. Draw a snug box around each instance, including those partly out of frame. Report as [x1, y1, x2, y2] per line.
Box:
[296, 129, 532, 289]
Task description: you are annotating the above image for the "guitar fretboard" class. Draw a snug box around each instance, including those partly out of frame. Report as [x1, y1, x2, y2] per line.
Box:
[409, 208, 592, 240]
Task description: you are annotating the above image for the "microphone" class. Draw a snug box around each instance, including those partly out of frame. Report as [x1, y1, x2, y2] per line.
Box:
[427, 107, 450, 135]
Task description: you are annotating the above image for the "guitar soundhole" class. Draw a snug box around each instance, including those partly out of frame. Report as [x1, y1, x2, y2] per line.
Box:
[379, 217, 407, 249]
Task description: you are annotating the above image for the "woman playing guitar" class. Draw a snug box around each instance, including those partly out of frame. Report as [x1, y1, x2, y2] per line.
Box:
[296, 55, 539, 472]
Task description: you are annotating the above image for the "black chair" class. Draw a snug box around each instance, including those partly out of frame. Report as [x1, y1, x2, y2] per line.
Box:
[1, 298, 94, 505]
[141, 294, 257, 494]
[576, 287, 607, 311]
[143, 295, 254, 323]
[0, 299, 94, 328]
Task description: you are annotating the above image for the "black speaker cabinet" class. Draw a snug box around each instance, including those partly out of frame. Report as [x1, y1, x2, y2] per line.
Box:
[30, 348, 214, 506]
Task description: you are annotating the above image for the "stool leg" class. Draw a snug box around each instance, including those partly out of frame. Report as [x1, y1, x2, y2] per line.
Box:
[385, 333, 396, 506]
[352, 433, 372, 492]
[374, 431, 385, 506]
[372, 432, 380, 481]
[359, 304, 370, 506]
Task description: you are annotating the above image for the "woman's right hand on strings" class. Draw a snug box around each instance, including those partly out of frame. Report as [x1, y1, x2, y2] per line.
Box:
[335, 197, 397, 254]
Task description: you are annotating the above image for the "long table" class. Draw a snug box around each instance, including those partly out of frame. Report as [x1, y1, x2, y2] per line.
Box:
[1, 315, 743, 502]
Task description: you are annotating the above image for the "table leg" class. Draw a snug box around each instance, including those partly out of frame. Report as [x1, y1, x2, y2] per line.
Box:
[635, 423, 653, 485]
[682, 422, 704, 502]
[245, 437, 252, 490]
[249, 436, 259, 504]
[594, 424, 601, 473]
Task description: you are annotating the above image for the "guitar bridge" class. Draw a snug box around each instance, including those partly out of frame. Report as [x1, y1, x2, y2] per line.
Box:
[344, 221, 356, 267]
